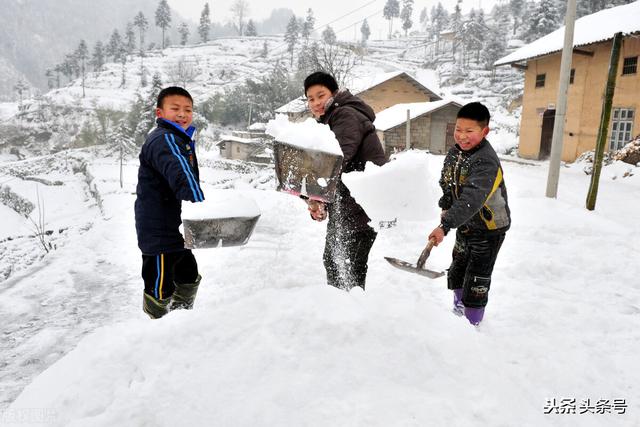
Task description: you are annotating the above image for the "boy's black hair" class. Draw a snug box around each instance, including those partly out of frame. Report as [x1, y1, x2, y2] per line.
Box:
[457, 102, 491, 128]
[304, 71, 339, 95]
[156, 86, 193, 108]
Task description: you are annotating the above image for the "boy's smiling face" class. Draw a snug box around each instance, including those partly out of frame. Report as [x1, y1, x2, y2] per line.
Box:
[156, 95, 193, 129]
[306, 84, 333, 119]
[454, 117, 489, 151]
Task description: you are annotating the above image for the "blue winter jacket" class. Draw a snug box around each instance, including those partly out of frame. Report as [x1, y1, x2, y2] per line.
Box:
[134, 118, 205, 255]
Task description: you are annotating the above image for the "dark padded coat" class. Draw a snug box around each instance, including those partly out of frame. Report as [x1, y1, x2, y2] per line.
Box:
[319, 89, 386, 232]
[439, 139, 510, 236]
[135, 118, 205, 255]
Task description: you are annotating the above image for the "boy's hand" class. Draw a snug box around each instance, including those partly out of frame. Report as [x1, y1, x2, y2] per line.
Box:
[307, 199, 327, 222]
[428, 226, 445, 246]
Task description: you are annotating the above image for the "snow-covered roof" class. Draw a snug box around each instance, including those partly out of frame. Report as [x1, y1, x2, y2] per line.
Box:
[216, 135, 263, 146]
[495, 2, 640, 66]
[275, 71, 440, 114]
[373, 100, 461, 132]
[248, 122, 267, 131]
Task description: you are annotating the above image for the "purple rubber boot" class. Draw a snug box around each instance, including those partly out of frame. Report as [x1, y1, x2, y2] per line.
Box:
[464, 307, 485, 325]
[452, 289, 464, 316]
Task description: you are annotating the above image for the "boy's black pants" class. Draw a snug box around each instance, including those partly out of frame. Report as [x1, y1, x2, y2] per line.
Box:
[323, 224, 377, 291]
[447, 230, 506, 308]
[142, 249, 199, 300]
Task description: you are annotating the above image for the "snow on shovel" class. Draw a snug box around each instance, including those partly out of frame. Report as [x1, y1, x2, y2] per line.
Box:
[385, 238, 444, 279]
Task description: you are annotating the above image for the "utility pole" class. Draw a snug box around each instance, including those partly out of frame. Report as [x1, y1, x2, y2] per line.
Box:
[586, 32, 623, 211]
[545, 0, 577, 198]
[405, 109, 411, 150]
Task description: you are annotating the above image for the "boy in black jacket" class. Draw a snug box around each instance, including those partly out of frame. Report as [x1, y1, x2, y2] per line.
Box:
[428, 102, 510, 325]
[134, 87, 205, 319]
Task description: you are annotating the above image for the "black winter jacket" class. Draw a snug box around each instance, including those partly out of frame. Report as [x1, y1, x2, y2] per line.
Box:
[319, 90, 386, 232]
[134, 118, 205, 255]
[439, 139, 510, 236]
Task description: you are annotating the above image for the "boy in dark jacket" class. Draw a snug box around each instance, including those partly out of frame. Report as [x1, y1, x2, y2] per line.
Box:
[303, 71, 386, 291]
[428, 102, 510, 325]
[134, 86, 205, 319]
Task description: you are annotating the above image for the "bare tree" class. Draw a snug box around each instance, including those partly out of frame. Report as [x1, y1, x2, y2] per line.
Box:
[308, 42, 357, 88]
[230, 0, 250, 36]
[28, 186, 53, 253]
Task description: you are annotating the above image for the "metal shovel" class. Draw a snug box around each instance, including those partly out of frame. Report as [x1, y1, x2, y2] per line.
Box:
[384, 238, 445, 279]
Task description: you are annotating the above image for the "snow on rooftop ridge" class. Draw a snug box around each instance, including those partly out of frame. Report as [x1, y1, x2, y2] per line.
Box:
[495, 2, 640, 66]
[374, 100, 460, 132]
[217, 135, 262, 145]
[265, 115, 342, 155]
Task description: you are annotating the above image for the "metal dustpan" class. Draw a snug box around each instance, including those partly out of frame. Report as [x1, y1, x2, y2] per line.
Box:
[385, 239, 445, 279]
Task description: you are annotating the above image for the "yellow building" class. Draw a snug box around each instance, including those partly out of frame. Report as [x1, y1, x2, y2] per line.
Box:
[495, 2, 640, 162]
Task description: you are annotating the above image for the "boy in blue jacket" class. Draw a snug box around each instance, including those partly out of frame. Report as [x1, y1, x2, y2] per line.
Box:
[134, 86, 205, 319]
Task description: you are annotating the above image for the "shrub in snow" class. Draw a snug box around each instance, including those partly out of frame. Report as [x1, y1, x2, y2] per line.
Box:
[614, 135, 640, 166]
[0, 185, 35, 217]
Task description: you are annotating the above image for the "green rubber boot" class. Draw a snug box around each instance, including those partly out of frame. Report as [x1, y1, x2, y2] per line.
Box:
[170, 275, 202, 311]
[143, 292, 172, 319]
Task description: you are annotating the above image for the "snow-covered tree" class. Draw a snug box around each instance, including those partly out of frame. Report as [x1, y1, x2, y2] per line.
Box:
[13, 79, 29, 103]
[508, 0, 526, 35]
[361, 19, 371, 45]
[400, 0, 414, 37]
[383, 0, 400, 39]
[178, 23, 190, 46]
[430, 2, 449, 52]
[483, 27, 506, 70]
[75, 39, 89, 97]
[155, 0, 172, 49]
[419, 7, 428, 32]
[91, 41, 105, 72]
[450, 0, 463, 56]
[301, 9, 315, 45]
[526, 0, 560, 41]
[322, 26, 337, 45]
[107, 30, 124, 63]
[133, 12, 149, 56]
[230, 0, 249, 36]
[199, 3, 211, 43]
[285, 15, 299, 66]
[125, 23, 136, 57]
[261, 40, 268, 58]
[245, 20, 257, 36]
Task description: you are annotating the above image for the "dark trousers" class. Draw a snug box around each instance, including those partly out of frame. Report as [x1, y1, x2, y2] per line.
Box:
[447, 230, 506, 308]
[323, 225, 377, 291]
[141, 250, 199, 300]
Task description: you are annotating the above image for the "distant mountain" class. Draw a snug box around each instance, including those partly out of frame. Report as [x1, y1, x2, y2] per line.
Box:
[0, 0, 189, 98]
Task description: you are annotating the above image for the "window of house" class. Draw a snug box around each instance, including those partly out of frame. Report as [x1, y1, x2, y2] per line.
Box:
[236, 146, 241, 153]
[622, 56, 637, 75]
[610, 108, 634, 150]
[570, 69, 575, 84]
[535, 73, 546, 88]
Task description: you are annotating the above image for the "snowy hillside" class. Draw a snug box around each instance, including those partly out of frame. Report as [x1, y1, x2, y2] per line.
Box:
[1, 145, 639, 426]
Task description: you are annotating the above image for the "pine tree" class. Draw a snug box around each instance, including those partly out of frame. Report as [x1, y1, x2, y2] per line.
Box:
[419, 7, 428, 32]
[322, 26, 337, 44]
[245, 19, 257, 36]
[509, 0, 526, 36]
[125, 22, 136, 57]
[284, 15, 299, 66]
[45, 69, 55, 89]
[261, 40, 268, 58]
[483, 27, 506, 70]
[400, 0, 414, 37]
[91, 41, 105, 72]
[430, 2, 449, 53]
[383, 0, 400, 38]
[133, 12, 149, 56]
[107, 30, 124, 62]
[155, 0, 172, 50]
[526, 0, 560, 41]
[179, 23, 190, 45]
[450, 0, 463, 56]
[301, 9, 315, 45]
[76, 39, 89, 97]
[361, 19, 371, 45]
[199, 3, 211, 43]
[53, 64, 63, 88]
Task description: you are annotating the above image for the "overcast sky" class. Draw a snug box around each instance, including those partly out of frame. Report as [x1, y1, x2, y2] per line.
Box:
[167, 0, 501, 40]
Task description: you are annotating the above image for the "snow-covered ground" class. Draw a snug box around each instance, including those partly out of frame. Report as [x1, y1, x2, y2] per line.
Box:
[1, 143, 639, 426]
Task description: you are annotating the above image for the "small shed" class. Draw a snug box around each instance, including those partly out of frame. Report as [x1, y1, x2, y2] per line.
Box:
[216, 134, 271, 163]
[373, 100, 461, 156]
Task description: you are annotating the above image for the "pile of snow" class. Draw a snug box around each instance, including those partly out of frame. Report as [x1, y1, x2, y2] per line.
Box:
[342, 150, 440, 227]
[614, 136, 640, 166]
[181, 190, 261, 220]
[265, 115, 342, 155]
